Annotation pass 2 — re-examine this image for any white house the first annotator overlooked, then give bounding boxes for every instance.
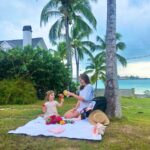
[0,25,47,50]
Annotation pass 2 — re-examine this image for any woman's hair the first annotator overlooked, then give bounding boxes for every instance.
[45,90,54,101]
[79,73,90,90]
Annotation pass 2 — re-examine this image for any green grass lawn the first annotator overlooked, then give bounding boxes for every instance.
[0,97,150,150]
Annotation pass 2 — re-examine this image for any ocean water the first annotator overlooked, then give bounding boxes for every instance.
[97,79,150,94]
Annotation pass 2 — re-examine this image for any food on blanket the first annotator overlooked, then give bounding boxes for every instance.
[46,115,75,125]
[46,115,63,125]
[64,120,75,124]
[49,127,65,134]
[59,120,66,125]
[63,90,68,96]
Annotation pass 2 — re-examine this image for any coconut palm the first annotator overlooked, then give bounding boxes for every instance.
[40,0,97,78]
[50,42,66,60]
[52,26,96,83]
[105,0,121,118]
[70,26,97,82]
[85,52,106,90]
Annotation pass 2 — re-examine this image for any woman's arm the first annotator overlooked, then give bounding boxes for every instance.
[67,91,84,101]
[70,100,80,112]
[74,100,80,109]
[67,85,94,101]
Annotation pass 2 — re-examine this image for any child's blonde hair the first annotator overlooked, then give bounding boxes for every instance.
[45,90,55,101]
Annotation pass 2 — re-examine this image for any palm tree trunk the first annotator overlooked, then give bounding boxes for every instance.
[95,80,98,91]
[74,48,79,83]
[105,0,122,118]
[65,16,72,80]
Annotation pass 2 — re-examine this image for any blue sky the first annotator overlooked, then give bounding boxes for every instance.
[0,0,150,77]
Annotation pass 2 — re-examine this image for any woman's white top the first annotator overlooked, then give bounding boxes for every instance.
[77,84,94,112]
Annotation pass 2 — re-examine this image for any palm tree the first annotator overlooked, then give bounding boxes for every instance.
[40,0,96,78]
[70,27,97,82]
[50,42,66,61]
[96,33,127,67]
[105,0,122,118]
[52,27,96,83]
[85,52,106,90]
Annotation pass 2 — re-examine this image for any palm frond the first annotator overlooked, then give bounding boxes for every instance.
[76,48,84,60]
[86,64,95,70]
[41,11,61,26]
[116,33,122,40]
[49,19,61,44]
[81,41,97,51]
[116,54,127,67]
[40,0,61,26]
[74,15,92,35]
[57,17,65,38]
[91,73,98,84]
[116,42,126,51]
[96,35,104,43]
[84,69,93,74]
[74,3,97,29]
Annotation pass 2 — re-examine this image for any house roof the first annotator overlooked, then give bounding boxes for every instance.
[0,37,44,49]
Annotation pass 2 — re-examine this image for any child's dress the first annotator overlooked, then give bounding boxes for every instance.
[44,101,59,119]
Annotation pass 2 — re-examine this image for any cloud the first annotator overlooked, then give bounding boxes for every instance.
[118,61,150,78]
[91,0,150,58]
[0,0,56,48]
[117,0,150,57]
[0,21,21,40]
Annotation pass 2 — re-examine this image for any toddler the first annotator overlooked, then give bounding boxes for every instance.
[42,90,64,120]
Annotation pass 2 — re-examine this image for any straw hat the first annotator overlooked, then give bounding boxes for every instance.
[88,110,110,126]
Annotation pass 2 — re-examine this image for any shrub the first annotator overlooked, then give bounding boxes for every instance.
[0,79,37,104]
[69,81,79,93]
[0,47,72,99]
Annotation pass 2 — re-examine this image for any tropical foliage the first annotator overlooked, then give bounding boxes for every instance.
[96,33,127,67]
[0,46,74,99]
[40,0,96,43]
[85,52,106,90]
[50,26,96,82]
[40,0,97,77]
[0,78,37,104]
[70,26,96,82]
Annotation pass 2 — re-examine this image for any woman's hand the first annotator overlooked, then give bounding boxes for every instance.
[67,91,74,97]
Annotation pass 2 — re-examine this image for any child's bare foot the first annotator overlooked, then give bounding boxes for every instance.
[39,114,44,117]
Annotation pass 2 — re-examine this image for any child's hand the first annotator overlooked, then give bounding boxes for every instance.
[42,104,46,113]
[58,94,64,101]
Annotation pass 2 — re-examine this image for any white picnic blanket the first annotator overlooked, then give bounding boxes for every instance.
[8,117,102,141]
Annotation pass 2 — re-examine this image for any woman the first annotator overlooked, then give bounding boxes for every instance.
[64,73,94,118]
